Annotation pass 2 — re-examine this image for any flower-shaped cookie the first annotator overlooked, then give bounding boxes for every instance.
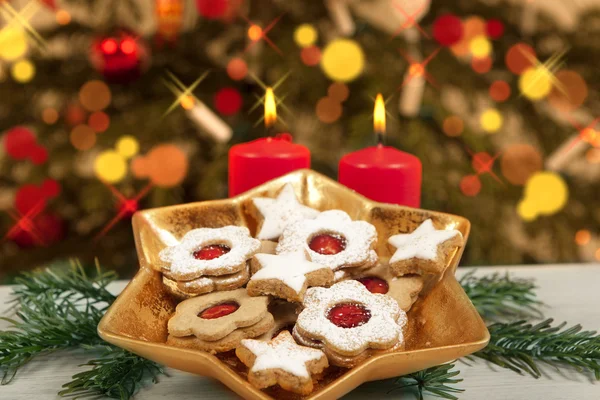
[236,330,328,395]
[250,183,320,240]
[160,226,261,281]
[295,280,406,357]
[162,265,250,298]
[168,288,270,341]
[277,210,378,271]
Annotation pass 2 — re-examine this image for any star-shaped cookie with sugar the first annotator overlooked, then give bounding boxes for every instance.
[235,330,328,395]
[387,219,463,282]
[249,183,319,240]
[247,252,334,302]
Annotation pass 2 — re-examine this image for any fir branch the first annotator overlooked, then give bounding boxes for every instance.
[390,363,464,400]
[59,345,164,400]
[474,319,600,379]
[460,270,543,320]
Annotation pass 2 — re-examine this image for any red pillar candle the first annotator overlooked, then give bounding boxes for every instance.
[338,94,422,207]
[228,88,310,196]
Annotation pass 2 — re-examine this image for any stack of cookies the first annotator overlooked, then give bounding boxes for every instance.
[157,183,464,396]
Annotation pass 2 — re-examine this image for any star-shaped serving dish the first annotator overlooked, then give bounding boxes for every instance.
[98,169,489,400]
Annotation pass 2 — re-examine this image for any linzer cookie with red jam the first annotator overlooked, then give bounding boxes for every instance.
[247,251,334,302]
[236,330,328,395]
[388,219,463,288]
[166,288,273,354]
[159,226,260,297]
[293,280,407,368]
[277,210,378,273]
[248,183,320,241]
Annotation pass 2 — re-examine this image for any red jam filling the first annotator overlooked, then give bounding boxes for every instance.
[356,276,389,294]
[193,244,231,260]
[326,303,371,328]
[199,302,239,319]
[309,233,347,255]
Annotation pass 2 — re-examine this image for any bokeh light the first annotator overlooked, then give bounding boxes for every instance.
[134,144,189,187]
[214,87,242,116]
[547,70,588,113]
[301,46,321,66]
[88,111,110,132]
[443,115,464,137]
[471,57,492,74]
[506,43,536,75]
[226,57,248,81]
[328,82,349,102]
[11,60,35,83]
[79,80,111,111]
[56,10,71,25]
[196,0,227,19]
[116,136,139,159]
[469,35,491,58]
[451,16,486,56]
[500,144,543,185]
[42,108,59,124]
[0,27,27,61]
[460,174,481,197]
[489,80,511,102]
[518,171,568,221]
[316,97,342,123]
[248,25,263,42]
[30,146,48,165]
[519,67,552,100]
[94,150,127,183]
[70,125,96,151]
[486,19,504,39]
[321,39,365,82]
[575,230,591,246]
[294,24,318,48]
[471,152,494,174]
[3,126,37,160]
[180,95,195,110]
[65,103,86,126]
[480,109,503,132]
[432,14,463,47]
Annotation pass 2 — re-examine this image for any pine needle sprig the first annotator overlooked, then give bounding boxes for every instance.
[460,270,543,320]
[390,363,464,400]
[474,319,600,379]
[59,345,164,400]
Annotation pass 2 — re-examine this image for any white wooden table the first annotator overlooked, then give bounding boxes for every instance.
[1,264,599,399]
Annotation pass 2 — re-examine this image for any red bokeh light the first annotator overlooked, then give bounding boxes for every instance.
[214,87,243,116]
[432,14,464,47]
[460,175,482,197]
[196,0,227,19]
[486,19,504,39]
[3,126,37,160]
[29,146,48,165]
[120,39,136,55]
[101,39,118,55]
[301,46,321,66]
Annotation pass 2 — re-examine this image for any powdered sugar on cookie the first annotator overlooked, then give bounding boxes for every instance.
[250,252,330,293]
[277,210,378,271]
[388,219,462,263]
[252,184,319,240]
[296,280,407,354]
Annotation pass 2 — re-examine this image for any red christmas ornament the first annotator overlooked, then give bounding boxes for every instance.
[356,277,389,294]
[90,35,149,84]
[194,244,231,260]
[214,87,243,116]
[432,14,464,47]
[327,303,371,328]
[3,127,37,160]
[486,19,505,39]
[199,302,239,319]
[196,0,227,19]
[309,234,346,255]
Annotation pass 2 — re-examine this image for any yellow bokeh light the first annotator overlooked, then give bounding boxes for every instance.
[469,35,491,58]
[11,59,35,83]
[180,95,195,110]
[94,151,127,183]
[116,136,140,159]
[248,25,262,41]
[294,24,318,48]
[519,67,552,100]
[518,171,569,221]
[0,27,27,61]
[321,39,365,82]
[480,109,503,133]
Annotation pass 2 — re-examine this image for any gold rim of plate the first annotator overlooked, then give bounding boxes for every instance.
[98,169,490,400]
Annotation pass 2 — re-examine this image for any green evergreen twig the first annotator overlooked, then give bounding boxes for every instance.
[460,270,543,320]
[390,363,464,400]
[474,319,600,380]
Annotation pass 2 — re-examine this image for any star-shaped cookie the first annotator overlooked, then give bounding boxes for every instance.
[247,252,334,302]
[388,218,463,280]
[251,183,319,240]
[236,330,328,395]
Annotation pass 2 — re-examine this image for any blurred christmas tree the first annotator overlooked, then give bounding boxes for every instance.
[1,0,599,280]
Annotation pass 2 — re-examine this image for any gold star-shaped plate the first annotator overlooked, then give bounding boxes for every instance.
[98,169,489,400]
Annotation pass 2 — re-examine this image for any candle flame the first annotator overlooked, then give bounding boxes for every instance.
[374,93,386,135]
[265,87,277,128]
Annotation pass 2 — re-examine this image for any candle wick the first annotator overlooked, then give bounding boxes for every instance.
[376,132,386,146]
